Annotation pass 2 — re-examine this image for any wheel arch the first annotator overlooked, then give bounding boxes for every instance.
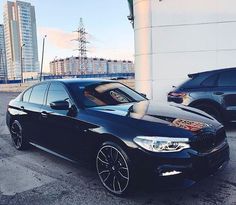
[89,132,131,160]
[189,99,223,111]
[189,99,226,122]
[98,133,129,151]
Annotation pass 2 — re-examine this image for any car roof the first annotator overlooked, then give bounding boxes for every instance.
[38,78,113,85]
[188,67,236,78]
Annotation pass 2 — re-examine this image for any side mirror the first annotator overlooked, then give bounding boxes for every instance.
[50,100,69,110]
[140,93,147,98]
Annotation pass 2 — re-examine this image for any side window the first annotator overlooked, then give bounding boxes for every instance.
[201,74,218,87]
[218,71,236,87]
[29,84,48,105]
[22,88,32,102]
[46,83,71,106]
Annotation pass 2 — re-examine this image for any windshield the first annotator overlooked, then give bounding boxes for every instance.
[79,82,146,108]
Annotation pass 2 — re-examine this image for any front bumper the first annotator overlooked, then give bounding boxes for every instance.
[132,140,230,180]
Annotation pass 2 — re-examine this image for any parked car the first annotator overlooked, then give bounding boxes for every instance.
[111,77,127,80]
[7,79,229,195]
[168,68,236,123]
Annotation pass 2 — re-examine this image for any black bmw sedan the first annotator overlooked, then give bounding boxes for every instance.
[6,79,229,195]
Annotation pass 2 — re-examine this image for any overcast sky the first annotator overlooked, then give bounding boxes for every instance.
[0,0,134,72]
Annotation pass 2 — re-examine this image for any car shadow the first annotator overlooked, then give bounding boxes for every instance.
[225,122,236,131]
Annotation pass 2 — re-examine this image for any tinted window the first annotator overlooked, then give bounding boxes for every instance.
[218,71,236,87]
[201,74,218,87]
[47,83,71,106]
[178,75,206,89]
[81,82,146,108]
[22,88,32,102]
[29,84,48,105]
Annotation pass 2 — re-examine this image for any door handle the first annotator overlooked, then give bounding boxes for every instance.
[41,111,48,118]
[20,106,25,111]
[213,92,224,95]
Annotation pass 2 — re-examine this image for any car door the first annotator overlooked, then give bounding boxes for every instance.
[213,70,236,121]
[23,83,49,144]
[39,82,83,159]
[17,87,33,138]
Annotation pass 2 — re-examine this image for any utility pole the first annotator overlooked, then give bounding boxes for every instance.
[40,35,47,81]
[73,18,89,75]
[0,49,3,82]
[1,49,7,84]
[20,43,25,84]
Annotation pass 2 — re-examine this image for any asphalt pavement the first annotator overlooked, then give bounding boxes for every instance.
[0,92,236,205]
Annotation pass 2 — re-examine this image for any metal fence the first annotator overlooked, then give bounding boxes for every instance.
[0,79,21,84]
[43,73,135,80]
[0,73,135,84]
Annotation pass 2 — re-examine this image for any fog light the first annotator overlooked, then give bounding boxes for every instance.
[161,170,182,176]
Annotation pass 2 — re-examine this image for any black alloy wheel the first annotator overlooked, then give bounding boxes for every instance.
[96,143,131,195]
[10,120,29,150]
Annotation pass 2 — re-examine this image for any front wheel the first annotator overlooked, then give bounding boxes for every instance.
[10,120,29,150]
[96,142,133,196]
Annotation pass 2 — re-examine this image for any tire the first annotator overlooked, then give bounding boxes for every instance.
[10,120,29,150]
[192,103,223,123]
[96,142,134,196]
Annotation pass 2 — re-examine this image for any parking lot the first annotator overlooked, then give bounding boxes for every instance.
[0,92,236,205]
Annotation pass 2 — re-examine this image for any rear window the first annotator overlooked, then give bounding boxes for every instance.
[201,74,218,87]
[218,71,236,87]
[22,88,32,102]
[29,83,48,105]
[178,72,219,89]
[178,75,205,89]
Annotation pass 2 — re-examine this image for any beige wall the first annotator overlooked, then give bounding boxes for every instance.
[134,0,236,102]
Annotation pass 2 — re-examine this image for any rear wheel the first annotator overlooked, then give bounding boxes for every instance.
[96,142,133,196]
[10,120,29,150]
[192,103,223,123]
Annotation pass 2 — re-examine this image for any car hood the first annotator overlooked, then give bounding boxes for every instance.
[88,100,222,133]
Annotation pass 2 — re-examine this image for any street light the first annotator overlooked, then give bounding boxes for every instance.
[20,43,25,84]
[40,35,47,82]
[0,49,6,83]
[53,56,57,75]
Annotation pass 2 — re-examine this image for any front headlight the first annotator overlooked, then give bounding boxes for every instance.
[133,136,190,153]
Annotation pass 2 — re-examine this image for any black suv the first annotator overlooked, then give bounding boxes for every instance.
[168,68,236,123]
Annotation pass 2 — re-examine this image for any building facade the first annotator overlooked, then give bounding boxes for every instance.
[3,0,39,80]
[0,24,7,81]
[131,0,236,102]
[50,56,134,75]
